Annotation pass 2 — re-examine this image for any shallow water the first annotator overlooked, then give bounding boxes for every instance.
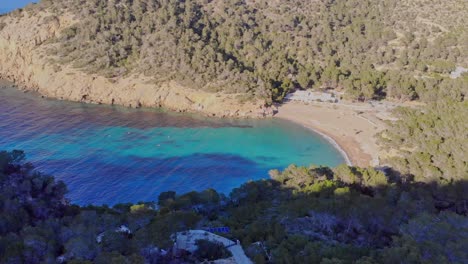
[0,83,345,205]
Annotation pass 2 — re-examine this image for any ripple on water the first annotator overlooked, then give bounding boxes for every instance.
[0,84,345,205]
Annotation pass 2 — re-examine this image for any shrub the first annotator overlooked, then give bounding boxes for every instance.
[194,239,232,261]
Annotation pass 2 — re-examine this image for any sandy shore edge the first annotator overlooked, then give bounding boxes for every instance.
[278,117,353,166]
[274,101,391,167]
[275,115,356,166]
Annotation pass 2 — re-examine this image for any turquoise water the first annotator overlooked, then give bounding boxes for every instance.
[0,84,345,205]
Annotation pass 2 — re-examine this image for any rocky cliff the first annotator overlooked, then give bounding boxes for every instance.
[0,11,274,118]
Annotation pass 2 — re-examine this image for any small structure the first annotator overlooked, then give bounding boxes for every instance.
[116,225,131,234]
[96,225,131,243]
[284,90,338,103]
[205,226,231,233]
[450,66,468,79]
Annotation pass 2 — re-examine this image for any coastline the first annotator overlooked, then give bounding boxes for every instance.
[276,114,357,167]
[0,11,274,119]
[295,123,353,166]
[2,72,385,167]
[0,10,389,167]
[274,101,391,167]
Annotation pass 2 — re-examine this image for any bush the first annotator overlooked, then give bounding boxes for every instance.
[29,0,466,102]
[194,239,232,261]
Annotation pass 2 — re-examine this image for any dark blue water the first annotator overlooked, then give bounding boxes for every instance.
[0,82,345,205]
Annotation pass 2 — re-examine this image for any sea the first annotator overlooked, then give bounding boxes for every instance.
[0,82,345,205]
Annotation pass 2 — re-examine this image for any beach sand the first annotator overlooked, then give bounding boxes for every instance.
[275,101,393,167]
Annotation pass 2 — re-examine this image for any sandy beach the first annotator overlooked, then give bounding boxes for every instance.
[275,101,397,167]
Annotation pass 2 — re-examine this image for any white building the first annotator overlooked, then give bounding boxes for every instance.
[284,90,338,103]
[450,66,468,79]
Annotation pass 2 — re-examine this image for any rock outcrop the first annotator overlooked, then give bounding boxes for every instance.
[0,11,275,118]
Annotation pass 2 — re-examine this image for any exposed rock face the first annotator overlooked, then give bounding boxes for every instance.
[0,11,275,118]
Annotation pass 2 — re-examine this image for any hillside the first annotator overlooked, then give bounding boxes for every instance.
[0,0,466,115]
[0,150,466,263]
[0,1,467,263]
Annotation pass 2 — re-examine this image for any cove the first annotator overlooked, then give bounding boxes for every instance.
[0,82,345,205]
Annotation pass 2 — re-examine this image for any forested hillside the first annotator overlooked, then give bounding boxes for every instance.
[1,0,467,263]
[4,0,467,102]
[0,151,466,263]
[380,99,467,183]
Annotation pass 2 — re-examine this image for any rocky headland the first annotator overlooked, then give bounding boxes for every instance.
[0,11,274,118]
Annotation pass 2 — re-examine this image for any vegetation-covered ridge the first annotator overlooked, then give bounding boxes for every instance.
[1,150,467,263]
[2,0,467,103]
[0,0,467,263]
[380,99,467,183]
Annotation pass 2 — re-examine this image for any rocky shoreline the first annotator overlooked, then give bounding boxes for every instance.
[0,10,375,168]
[0,11,274,118]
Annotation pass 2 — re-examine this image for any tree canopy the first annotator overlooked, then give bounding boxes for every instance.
[0,151,466,263]
[4,0,466,102]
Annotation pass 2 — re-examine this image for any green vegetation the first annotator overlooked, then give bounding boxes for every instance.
[194,239,232,261]
[5,0,466,102]
[1,150,466,263]
[380,99,467,183]
[1,0,467,263]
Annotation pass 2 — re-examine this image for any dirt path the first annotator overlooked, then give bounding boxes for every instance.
[175,230,252,264]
